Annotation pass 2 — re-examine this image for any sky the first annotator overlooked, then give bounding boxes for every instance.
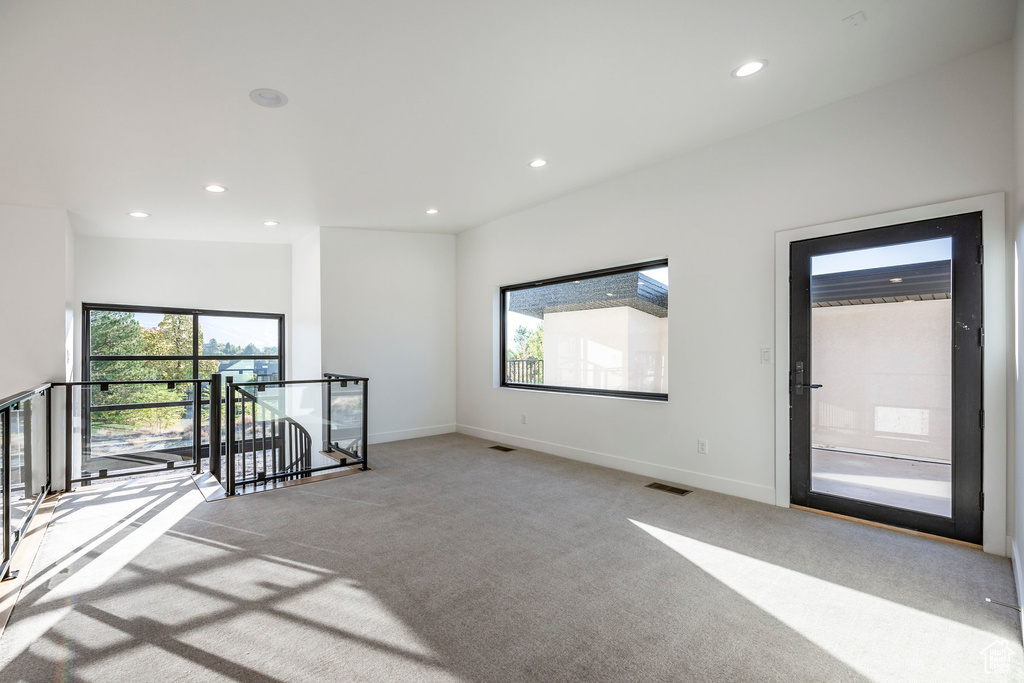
[130,312,279,349]
[811,237,951,276]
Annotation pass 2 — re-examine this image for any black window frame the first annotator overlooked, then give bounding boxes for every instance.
[500,259,669,401]
[83,302,286,389]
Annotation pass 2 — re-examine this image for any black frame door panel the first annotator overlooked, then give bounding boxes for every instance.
[789,212,983,544]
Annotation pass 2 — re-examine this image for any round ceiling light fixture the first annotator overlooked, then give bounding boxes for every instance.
[731,59,768,78]
[529,158,547,168]
[425,208,439,215]
[204,184,227,193]
[128,211,150,218]
[249,88,289,108]
[263,221,279,227]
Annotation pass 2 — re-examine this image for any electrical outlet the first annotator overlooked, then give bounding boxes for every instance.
[521,413,528,425]
[697,439,708,455]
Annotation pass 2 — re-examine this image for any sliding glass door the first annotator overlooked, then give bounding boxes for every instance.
[82,304,284,478]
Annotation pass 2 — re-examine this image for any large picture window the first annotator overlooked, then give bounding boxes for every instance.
[500,260,668,400]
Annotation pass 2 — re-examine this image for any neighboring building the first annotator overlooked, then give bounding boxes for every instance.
[508,272,668,393]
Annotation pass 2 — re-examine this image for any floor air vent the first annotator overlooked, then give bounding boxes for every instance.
[646,482,692,497]
[489,445,516,452]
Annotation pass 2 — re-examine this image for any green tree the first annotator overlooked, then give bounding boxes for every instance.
[202,337,223,355]
[509,324,543,360]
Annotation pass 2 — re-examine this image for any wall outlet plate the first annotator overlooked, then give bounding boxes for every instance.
[697,438,708,454]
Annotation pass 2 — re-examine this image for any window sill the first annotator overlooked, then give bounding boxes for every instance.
[500,383,668,403]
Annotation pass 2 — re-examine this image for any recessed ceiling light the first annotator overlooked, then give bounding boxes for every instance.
[263,221,279,227]
[205,184,227,193]
[530,159,547,168]
[128,211,150,218]
[731,59,768,78]
[426,208,439,215]
[890,277,903,283]
[249,88,289,108]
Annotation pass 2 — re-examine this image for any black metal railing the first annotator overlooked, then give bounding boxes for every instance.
[218,374,369,496]
[506,359,544,384]
[62,379,207,488]
[223,384,312,492]
[0,370,370,525]
[0,383,52,582]
[323,373,369,462]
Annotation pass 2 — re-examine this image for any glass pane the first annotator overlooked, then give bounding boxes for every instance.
[225,383,352,490]
[810,238,952,517]
[9,394,48,538]
[9,402,26,538]
[85,403,194,477]
[90,310,193,356]
[0,411,5,550]
[328,381,364,454]
[91,359,195,382]
[89,380,194,410]
[199,358,279,383]
[504,265,668,394]
[198,316,279,356]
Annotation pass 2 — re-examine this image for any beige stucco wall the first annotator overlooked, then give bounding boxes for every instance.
[544,308,668,392]
[811,299,951,461]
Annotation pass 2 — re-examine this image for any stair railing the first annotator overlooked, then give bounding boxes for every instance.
[222,375,368,496]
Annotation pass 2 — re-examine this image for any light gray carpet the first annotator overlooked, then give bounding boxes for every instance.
[0,433,1020,682]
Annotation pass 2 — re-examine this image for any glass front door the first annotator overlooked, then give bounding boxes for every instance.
[789,213,983,543]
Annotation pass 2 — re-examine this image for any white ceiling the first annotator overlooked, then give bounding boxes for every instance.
[0,0,1015,243]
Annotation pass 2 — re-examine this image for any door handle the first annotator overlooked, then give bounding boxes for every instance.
[793,362,823,396]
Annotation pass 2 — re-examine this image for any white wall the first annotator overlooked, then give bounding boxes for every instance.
[457,42,1014,506]
[319,227,456,443]
[0,204,70,398]
[73,235,292,379]
[64,223,75,382]
[291,229,323,380]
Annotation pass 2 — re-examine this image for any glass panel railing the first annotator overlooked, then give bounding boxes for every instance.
[70,380,203,485]
[0,408,6,558]
[9,393,48,538]
[0,384,52,581]
[327,378,366,458]
[221,375,368,495]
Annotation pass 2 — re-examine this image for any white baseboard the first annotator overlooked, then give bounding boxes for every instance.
[369,424,456,445]
[456,423,776,505]
[1013,539,1024,639]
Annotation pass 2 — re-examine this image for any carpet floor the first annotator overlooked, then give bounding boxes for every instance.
[0,433,1020,682]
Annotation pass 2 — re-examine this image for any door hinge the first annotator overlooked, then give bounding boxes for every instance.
[978,245,984,265]
[979,326,985,347]
[980,491,985,511]
[980,409,985,429]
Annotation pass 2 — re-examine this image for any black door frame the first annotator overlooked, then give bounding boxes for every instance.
[789,212,983,544]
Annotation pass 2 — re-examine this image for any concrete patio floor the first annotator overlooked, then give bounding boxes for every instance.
[811,449,952,517]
